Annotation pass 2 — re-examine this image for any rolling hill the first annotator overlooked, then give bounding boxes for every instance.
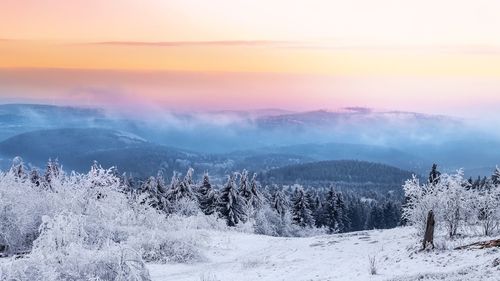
[260,160,414,192]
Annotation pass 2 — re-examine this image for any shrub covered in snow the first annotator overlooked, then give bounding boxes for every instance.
[0,160,227,280]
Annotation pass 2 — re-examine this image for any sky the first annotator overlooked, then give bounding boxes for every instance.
[1,0,500,116]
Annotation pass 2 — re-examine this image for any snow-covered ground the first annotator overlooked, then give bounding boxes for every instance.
[148,227,500,281]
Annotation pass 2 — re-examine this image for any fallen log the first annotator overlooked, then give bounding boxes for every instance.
[455,239,500,250]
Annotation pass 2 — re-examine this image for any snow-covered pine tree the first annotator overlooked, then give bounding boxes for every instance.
[198,172,218,215]
[239,170,252,204]
[313,194,326,228]
[120,172,134,194]
[382,201,399,229]
[306,190,318,214]
[428,164,441,185]
[492,166,500,186]
[322,188,340,233]
[140,176,163,210]
[347,198,365,231]
[334,192,350,233]
[166,169,197,202]
[29,168,41,187]
[9,156,27,181]
[249,173,263,208]
[43,158,61,190]
[291,187,315,228]
[217,174,246,226]
[156,169,167,194]
[366,204,385,229]
[474,181,500,236]
[272,189,289,217]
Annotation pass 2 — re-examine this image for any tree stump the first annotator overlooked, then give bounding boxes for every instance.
[422,210,435,250]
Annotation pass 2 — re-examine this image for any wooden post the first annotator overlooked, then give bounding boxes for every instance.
[423,210,435,250]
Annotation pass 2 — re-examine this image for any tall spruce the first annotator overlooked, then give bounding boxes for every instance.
[492,166,500,185]
[217,174,247,226]
[334,192,350,233]
[249,173,263,208]
[167,169,197,202]
[428,164,441,185]
[323,188,340,233]
[239,170,252,204]
[291,188,315,227]
[198,172,218,215]
[272,189,289,217]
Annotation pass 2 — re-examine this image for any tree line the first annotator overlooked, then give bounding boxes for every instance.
[9,157,402,236]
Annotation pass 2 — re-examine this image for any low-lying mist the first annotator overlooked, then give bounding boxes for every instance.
[0,103,499,176]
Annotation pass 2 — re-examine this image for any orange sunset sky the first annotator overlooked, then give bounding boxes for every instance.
[1,0,500,115]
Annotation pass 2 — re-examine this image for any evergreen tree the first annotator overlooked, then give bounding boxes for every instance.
[239,170,252,204]
[493,166,500,185]
[217,175,246,226]
[347,199,365,231]
[291,188,315,227]
[198,172,218,215]
[140,176,163,209]
[306,190,318,214]
[166,169,197,202]
[44,158,60,190]
[120,172,136,196]
[382,202,399,228]
[313,194,325,228]
[334,192,350,233]
[366,204,385,229]
[249,173,263,208]
[29,168,41,187]
[272,189,289,217]
[428,164,441,185]
[322,188,340,233]
[9,156,27,180]
[156,170,167,194]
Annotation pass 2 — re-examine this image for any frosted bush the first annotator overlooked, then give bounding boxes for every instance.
[138,236,204,263]
[0,163,215,280]
[1,243,150,281]
[170,197,202,217]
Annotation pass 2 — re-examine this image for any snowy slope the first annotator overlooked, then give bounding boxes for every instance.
[148,227,500,281]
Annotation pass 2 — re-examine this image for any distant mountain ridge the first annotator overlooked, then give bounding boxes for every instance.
[0,103,498,176]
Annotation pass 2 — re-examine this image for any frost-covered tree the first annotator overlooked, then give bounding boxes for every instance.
[492,166,500,186]
[198,172,218,215]
[249,173,263,208]
[44,158,61,190]
[439,172,469,237]
[334,192,350,233]
[156,169,167,194]
[322,188,340,233]
[9,156,27,181]
[272,189,289,217]
[165,169,199,215]
[402,175,440,235]
[291,187,315,228]
[29,168,42,187]
[383,201,400,229]
[428,164,441,185]
[217,175,246,226]
[474,183,500,236]
[239,170,252,204]
[166,169,197,202]
[366,204,385,230]
[140,176,164,210]
[120,172,134,194]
